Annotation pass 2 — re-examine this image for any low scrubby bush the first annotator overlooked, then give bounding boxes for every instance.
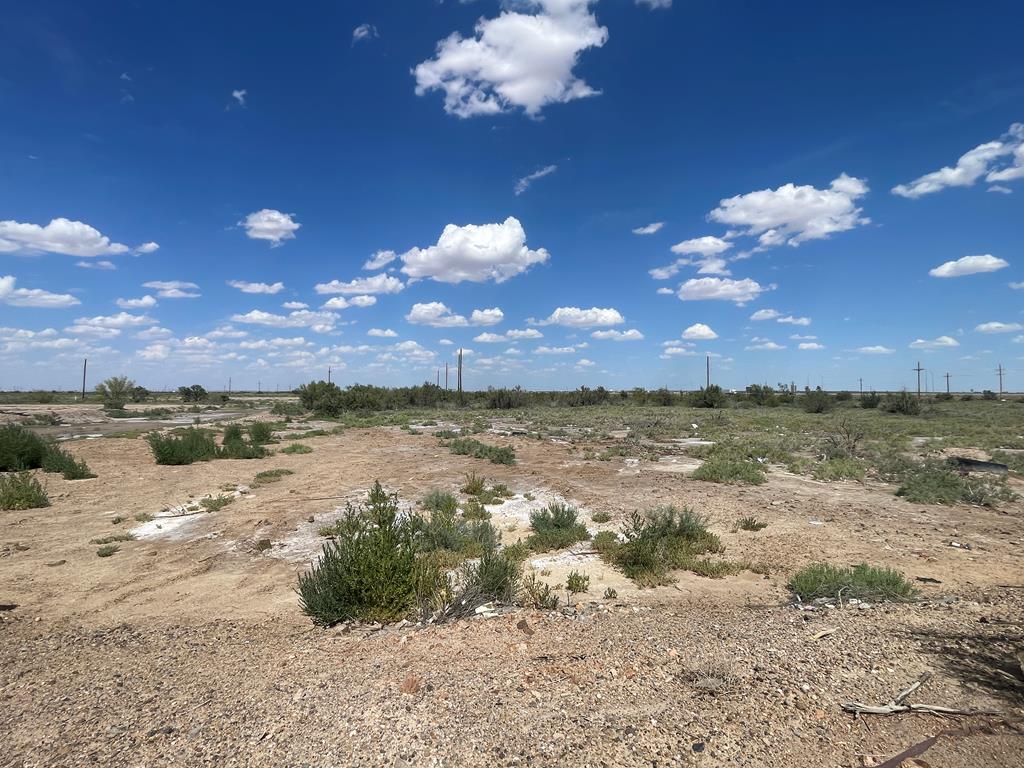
[281,443,313,455]
[521,572,559,609]
[895,462,1013,507]
[247,422,276,445]
[693,457,766,485]
[41,445,96,479]
[147,428,219,465]
[860,391,882,409]
[527,503,589,552]
[788,563,916,602]
[421,489,459,515]
[461,547,521,603]
[812,458,866,482]
[298,482,447,626]
[801,388,833,414]
[271,401,306,416]
[881,390,921,416]
[0,471,50,510]
[736,517,767,531]
[687,385,727,409]
[566,570,590,593]
[449,437,516,465]
[0,426,96,479]
[599,507,724,587]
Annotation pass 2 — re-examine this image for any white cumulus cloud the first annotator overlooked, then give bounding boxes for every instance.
[116,295,157,309]
[928,254,1009,278]
[591,329,644,341]
[677,277,769,304]
[709,173,869,248]
[315,273,404,295]
[397,217,548,284]
[142,280,200,299]
[0,218,137,257]
[228,280,285,294]
[892,123,1024,198]
[857,345,894,355]
[368,328,397,338]
[413,0,609,118]
[533,306,624,327]
[909,335,959,349]
[681,323,717,340]
[230,309,339,333]
[239,209,300,246]
[975,321,1022,334]
[0,275,81,308]
[405,302,503,328]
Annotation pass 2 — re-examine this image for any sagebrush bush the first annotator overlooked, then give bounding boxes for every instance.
[298,482,446,626]
[247,422,276,445]
[788,562,916,602]
[687,385,727,409]
[41,445,96,479]
[147,428,219,465]
[895,462,1013,507]
[527,503,589,551]
[737,517,768,531]
[0,471,50,510]
[692,457,766,485]
[521,572,559,609]
[253,468,293,485]
[812,458,865,482]
[801,388,833,414]
[460,472,486,496]
[881,390,921,416]
[449,437,516,465]
[591,510,612,523]
[220,424,268,459]
[421,489,459,515]
[601,507,724,587]
[566,570,590,593]
[281,443,313,454]
[0,425,48,471]
[860,391,882,409]
[270,401,306,416]
[461,548,521,604]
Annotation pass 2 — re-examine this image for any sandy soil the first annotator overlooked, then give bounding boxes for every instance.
[2,421,1022,766]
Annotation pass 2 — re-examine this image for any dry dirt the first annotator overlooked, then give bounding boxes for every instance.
[2,419,1023,767]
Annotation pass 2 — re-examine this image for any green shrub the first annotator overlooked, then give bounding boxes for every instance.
[271,401,306,416]
[96,544,120,557]
[693,457,766,485]
[449,437,516,465]
[421,490,459,515]
[147,428,219,465]
[801,388,833,414]
[787,563,916,602]
[40,445,96,479]
[860,391,882,409]
[737,517,767,531]
[0,471,50,510]
[281,443,313,454]
[895,463,1013,507]
[247,422,276,445]
[591,510,612,524]
[566,570,590,594]
[688,385,727,409]
[461,548,521,603]
[90,533,135,544]
[603,587,617,599]
[178,384,208,403]
[592,530,620,556]
[602,507,723,587]
[460,499,491,520]
[0,425,49,471]
[200,495,234,512]
[297,380,344,417]
[219,425,268,459]
[298,482,446,626]
[526,503,589,552]
[521,572,559,609]
[95,375,135,409]
[253,468,293,485]
[881,390,921,416]
[812,458,866,482]
[460,472,486,496]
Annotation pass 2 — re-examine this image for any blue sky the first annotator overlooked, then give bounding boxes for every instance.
[1,0,1022,392]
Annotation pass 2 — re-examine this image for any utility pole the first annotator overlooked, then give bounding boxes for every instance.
[327,365,332,384]
[445,363,449,391]
[228,376,232,394]
[457,348,463,403]
[944,372,951,394]
[858,377,863,394]
[997,363,1005,396]
[436,369,440,387]
[913,361,924,399]
[705,354,711,389]
[257,380,261,394]
[81,358,88,401]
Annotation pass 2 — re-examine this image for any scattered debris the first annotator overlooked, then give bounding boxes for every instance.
[841,673,1002,717]
[948,457,1008,475]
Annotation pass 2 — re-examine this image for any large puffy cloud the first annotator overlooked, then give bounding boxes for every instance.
[315,274,404,295]
[413,0,608,118]
[709,174,869,247]
[506,328,543,339]
[909,335,959,349]
[239,209,300,246]
[231,309,339,333]
[928,254,1009,278]
[681,323,717,340]
[397,217,548,284]
[0,275,80,308]
[533,306,624,327]
[676,277,769,304]
[227,280,285,294]
[405,302,504,328]
[0,218,140,257]
[893,124,1024,198]
[322,295,378,310]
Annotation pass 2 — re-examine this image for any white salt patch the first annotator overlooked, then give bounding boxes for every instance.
[530,551,598,569]
[130,513,204,540]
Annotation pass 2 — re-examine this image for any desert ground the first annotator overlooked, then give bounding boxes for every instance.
[2,400,1022,767]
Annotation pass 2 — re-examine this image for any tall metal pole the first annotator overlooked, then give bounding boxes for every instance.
[705,355,710,389]
[997,363,1005,396]
[913,361,924,399]
[81,358,88,401]
[457,349,463,402]
[944,372,951,394]
[327,365,332,384]
[858,377,863,394]
[445,363,449,391]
